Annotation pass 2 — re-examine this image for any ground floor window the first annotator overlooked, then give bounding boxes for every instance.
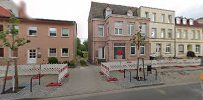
[0,48,4,57]
[166,44,171,53]
[195,45,200,53]
[49,48,57,57]
[140,45,145,55]
[178,44,184,53]
[98,47,105,59]
[61,48,69,57]
[114,43,125,59]
[130,43,136,55]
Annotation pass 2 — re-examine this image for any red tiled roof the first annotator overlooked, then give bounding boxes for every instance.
[175,17,203,28]
[0,6,11,17]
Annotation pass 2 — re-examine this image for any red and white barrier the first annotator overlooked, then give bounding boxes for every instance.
[58,66,69,83]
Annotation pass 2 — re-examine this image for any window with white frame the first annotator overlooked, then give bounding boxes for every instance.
[177,29,181,38]
[49,48,57,57]
[145,12,149,18]
[62,28,69,37]
[161,14,165,23]
[168,29,172,39]
[128,23,134,35]
[151,28,157,38]
[166,44,171,53]
[140,45,145,55]
[115,22,123,35]
[105,7,112,17]
[182,30,187,39]
[189,19,194,25]
[140,23,147,36]
[98,25,104,37]
[195,45,200,53]
[61,48,69,57]
[130,43,136,55]
[192,30,196,39]
[28,27,37,36]
[151,13,156,22]
[183,18,187,25]
[178,44,184,53]
[49,28,57,37]
[168,15,172,23]
[161,29,165,38]
[176,17,181,24]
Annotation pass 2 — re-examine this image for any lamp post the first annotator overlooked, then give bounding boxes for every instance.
[130,26,146,81]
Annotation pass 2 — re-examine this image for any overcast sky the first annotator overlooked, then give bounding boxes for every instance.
[13,0,203,42]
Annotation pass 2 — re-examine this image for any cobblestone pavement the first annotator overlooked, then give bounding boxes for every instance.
[0,65,203,99]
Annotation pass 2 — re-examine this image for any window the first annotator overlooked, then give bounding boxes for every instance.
[49,48,57,57]
[176,17,181,24]
[160,29,165,38]
[28,27,37,36]
[178,45,184,53]
[183,18,187,25]
[192,30,196,39]
[182,30,187,39]
[62,28,69,37]
[195,45,200,53]
[49,28,57,37]
[98,25,104,37]
[177,29,181,38]
[130,43,136,55]
[0,48,4,57]
[105,7,112,17]
[114,43,125,59]
[98,47,105,59]
[145,12,149,18]
[168,15,172,23]
[127,10,133,16]
[128,23,134,35]
[151,28,157,38]
[140,23,147,36]
[189,19,194,25]
[166,44,171,53]
[115,22,123,35]
[61,48,69,57]
[140,45,145,55]
[197,30,200,40]
[168,29,172,39]
[151,13,156,22]
[161,14,165,23]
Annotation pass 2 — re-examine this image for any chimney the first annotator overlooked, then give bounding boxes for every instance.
[18,1,28,18]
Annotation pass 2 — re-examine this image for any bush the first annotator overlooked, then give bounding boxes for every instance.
[187,51,196,57]
[48,57,58,64]
[80,60,87,66]
[68,60,76,68]
[77,50,83,57]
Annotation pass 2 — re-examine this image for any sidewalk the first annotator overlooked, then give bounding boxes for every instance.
[49,65,122,97]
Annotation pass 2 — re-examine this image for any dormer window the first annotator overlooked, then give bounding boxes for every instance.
[182,18,187,25]
[105,7,112,18]
[189,19,194,25]
[176,17,181,24]
[127,10,133,16]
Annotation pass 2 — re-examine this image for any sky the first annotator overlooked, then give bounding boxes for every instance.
[13,0,203,42]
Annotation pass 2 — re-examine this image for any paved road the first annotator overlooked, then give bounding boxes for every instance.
[42,83,202,100]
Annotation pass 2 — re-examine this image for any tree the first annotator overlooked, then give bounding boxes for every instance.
[83,40,88,51]
[0,14,30,93]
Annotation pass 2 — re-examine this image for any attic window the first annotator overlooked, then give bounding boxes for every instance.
[105,7,112,18]
[176,17,181,24]
[127,10,133,16]
[189,19,194,25]
[182,18,187,25]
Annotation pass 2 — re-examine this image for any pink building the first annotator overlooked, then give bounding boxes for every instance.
[88,2,150,64]
[0,2,77,65]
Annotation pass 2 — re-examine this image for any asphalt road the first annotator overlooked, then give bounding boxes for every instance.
[42,83,203,100]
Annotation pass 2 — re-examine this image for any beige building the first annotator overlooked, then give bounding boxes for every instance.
[138,6,175,58]
[175,17,203,57]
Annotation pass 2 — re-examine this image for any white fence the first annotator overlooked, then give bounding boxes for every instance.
[0,64,69,83]
[101,58,202,77]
